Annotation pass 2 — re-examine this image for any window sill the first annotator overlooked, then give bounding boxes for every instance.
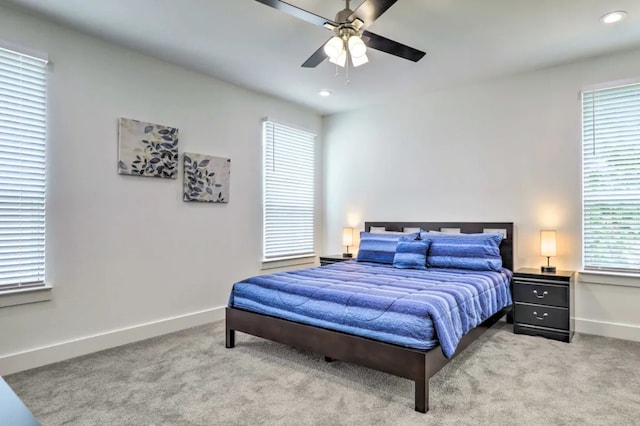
[578,271,640,288]
[261,255,316,271]
[0,285,53,308]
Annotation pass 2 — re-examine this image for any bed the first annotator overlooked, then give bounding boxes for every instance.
[226,221,514,412]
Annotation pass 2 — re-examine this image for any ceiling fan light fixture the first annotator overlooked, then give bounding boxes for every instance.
[256,0,426,70]
[351,52,369,67]
[347,35,367,58]
[324,36,344,59]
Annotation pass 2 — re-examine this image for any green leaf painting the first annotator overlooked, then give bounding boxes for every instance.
[118,118,179,178]
[183,153,230,203]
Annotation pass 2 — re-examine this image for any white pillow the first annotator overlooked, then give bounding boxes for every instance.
[372,226,422,234]
[483,228,507,239]
[403,227,422,233]
[370,227,408,235]
[370,226,387,233]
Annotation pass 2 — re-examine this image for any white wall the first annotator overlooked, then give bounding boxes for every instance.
[0,5,322,374]
[323,47,640,341]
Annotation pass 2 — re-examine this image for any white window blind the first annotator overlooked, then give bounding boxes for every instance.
[582,81,640,273]
[262,120,315,261]
[0,46,47,289]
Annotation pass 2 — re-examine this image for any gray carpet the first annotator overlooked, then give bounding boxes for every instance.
[6,319,640,425]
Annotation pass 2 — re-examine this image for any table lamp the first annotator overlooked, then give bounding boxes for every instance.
[343,227,354,258]
[540,230,557,273]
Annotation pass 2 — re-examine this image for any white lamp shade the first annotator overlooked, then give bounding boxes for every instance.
[324,36,344,59]
[351,53,369,67]
[540,230,557,257]
[348,35,367,58]
[329,48,347,67]
[342,227,354,246]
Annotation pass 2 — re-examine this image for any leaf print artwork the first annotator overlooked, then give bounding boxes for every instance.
[118,118,179,178]
[183,153,230,203]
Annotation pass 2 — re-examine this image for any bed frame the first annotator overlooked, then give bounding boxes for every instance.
[226,221,514,412]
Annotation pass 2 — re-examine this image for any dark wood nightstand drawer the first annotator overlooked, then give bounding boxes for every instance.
[514,303,569,330]
[513,323,571,342]
[513,281,568,307]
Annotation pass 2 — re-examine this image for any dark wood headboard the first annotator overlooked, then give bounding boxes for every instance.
[364,221,514,271]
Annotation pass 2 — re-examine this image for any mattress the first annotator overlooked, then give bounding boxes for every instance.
[228,261,512,358]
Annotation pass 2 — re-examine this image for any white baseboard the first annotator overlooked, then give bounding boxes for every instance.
[1,306,226,376]
[4,310,636,376]
[575,318,640,342]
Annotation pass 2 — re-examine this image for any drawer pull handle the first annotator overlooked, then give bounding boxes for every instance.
[532,311,548,320]
[533,290,549,299]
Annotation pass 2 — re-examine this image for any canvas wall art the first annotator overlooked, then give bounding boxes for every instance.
[183,153,230,203]
[118,118,179,178]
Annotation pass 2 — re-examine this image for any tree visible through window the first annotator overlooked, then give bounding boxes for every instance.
[582,81,640,273]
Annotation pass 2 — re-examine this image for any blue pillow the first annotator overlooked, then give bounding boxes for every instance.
[357,232,419,264]
[419,232,504,271]
[393,238,430,270]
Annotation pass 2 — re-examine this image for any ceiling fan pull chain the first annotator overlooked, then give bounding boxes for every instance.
[345,56,350,85]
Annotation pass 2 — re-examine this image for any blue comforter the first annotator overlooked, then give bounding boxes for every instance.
[228,261,512,358]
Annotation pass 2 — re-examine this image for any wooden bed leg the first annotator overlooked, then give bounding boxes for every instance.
[226,328,235,349]
[415,378,429,413]
[324,356,334,363]
[506,307,514,324]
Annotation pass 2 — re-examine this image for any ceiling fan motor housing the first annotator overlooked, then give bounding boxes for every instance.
[333,8,363,41]
[335,7,354,25]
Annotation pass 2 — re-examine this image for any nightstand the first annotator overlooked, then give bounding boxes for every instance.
[513,268,575,342]
[319,254,352,266]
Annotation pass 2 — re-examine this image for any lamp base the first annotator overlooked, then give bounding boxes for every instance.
[541,265,556,273]
[342,253,353,258]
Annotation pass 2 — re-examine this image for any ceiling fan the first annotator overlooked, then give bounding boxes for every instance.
[254,0,426,68]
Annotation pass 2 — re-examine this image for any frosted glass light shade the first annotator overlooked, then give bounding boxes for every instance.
[540,230,557,257]
[351,53,369,67]
[329,48,347,67]
[348,35,367,57]
[324,36,344,59]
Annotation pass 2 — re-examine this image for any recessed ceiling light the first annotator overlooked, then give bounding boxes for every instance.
[600,11,627,24]
[318,90,331,97]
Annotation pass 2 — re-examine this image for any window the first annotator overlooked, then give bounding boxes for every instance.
[262,120,315,261]
[582,80,640,273]
[0,45,48,291]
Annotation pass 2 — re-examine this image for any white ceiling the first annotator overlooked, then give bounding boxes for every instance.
[4,0,640,115]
